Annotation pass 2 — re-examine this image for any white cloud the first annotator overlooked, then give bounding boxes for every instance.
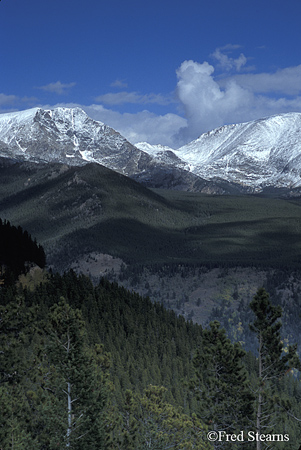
[223,65,301,96]
[38,81,76,95]
[7,48,301,148]
[83,104,187,147]
[212,46,248,71]
[175,59,254,142]
[95,91,172,106]
[110,79,128,88]
[0,93,18,106]
[174,58,301,143]
[45,53,301,148]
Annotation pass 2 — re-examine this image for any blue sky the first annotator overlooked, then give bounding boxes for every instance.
[1,0,301,147]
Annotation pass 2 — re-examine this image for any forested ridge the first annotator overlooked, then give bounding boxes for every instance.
[0,221,301,449]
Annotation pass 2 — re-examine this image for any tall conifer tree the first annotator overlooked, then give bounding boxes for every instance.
[191,321,254,448]
[0,297,38,448]
[249,287,300,450]
[42,299,108,449]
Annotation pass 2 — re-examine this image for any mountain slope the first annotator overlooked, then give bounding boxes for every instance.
[0,158,208,270]
[2,159,301,272]
[138,113,301,193]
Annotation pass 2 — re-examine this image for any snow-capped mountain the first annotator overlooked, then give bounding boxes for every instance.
[0,107,155,176]
[2,107,301,195]
[0,107,210,191]
[138,113,301,192]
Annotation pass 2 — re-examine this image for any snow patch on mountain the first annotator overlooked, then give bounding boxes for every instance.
[135,142,175,156]
[135,142,185,167]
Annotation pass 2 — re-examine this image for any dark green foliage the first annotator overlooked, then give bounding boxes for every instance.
[1,228,301,448]
[0,298,40,449]
[0,296,36,385]
[0,269,208,447]
[117,385,210,450]
[39,300,108,449]
[0,294,111,449]
[23,271,203,409]
[205,266,301,356]
[191,321,254,448]
[250,287,300,381]
[249,288,301,449]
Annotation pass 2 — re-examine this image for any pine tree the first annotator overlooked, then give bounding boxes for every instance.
[191,321,254,449]
[0,297,38,448]
[119,385,210,450]
[249,287,300,450]
[0,383,39,450]
[40,299,109,449]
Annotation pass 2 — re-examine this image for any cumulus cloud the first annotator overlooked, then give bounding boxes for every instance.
[14,47,301,148]
[95,91,172,106]
[52,52,301,147]
[38,81,76,95]
[174,57,301,144]
[175,59,255,142]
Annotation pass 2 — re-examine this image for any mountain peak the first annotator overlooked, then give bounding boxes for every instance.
[175,112,301,189]
[32,106,104,126]
[0,106,139,169]
[137,112,301,192]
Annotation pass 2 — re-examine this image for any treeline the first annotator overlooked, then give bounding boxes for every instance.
[1,270,301,449]
[0,218,46,278]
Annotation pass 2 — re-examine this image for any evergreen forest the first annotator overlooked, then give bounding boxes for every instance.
[0,221,301,449]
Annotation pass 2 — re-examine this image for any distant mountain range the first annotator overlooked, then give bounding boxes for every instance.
[1,107,301,195]
[137,112,301,195]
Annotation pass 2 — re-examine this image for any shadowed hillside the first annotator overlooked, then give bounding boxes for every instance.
[1,158,301,271]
